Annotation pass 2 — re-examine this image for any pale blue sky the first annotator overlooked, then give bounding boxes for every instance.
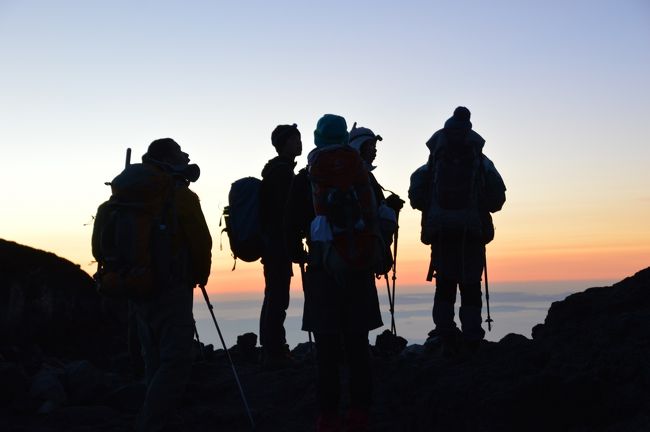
[1,0,649,283]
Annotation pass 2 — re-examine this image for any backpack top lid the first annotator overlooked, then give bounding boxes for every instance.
[110,163,171,204]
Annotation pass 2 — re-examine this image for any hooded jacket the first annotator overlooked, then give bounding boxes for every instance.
[260,156,296,249]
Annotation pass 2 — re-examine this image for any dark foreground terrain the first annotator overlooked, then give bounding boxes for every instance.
[1,238,649,431]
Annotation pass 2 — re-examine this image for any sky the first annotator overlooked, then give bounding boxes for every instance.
[1,0,649,299]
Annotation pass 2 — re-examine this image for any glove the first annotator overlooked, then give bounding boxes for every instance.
[385,193,405,213]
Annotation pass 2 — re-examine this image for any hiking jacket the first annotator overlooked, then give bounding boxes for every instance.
[368,171,386,205]
[260,156,296,253]
[285,167,383,333]
[174,185,212,286]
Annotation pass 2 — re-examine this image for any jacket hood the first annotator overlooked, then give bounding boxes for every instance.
[425,129,486,156]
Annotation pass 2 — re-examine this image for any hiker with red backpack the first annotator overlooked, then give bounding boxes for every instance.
[409,107,506,357]
[258,123,303,369]
[286,114,388,431]
[93,138,212,432]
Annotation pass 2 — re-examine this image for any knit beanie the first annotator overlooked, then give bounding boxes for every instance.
[443,106,472,130]
[349,122,382,152]
[271,123,300,148]
[314,114,349,147]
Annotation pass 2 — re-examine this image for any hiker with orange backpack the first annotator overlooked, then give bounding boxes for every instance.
[409,107,506,356]
[286,114,388,431]
[93,138,212,432]
[258,123,303,370]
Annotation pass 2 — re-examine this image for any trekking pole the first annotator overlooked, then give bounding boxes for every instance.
[390,211,400,335]
[383,274,396,335]
[484,256,493,332]
[298,261,315,359]
[125,148,131,168]
[199,284,255,430]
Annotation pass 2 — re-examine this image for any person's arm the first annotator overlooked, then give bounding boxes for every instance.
[176,187,212,285]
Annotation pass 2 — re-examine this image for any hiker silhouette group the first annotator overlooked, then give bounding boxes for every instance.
[91,106,506,432]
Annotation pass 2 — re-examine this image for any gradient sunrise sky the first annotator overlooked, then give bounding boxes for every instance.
[1,1,648,297]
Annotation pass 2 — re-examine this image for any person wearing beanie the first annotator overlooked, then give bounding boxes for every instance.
[313,113,349,148]
[259,123,302,370]
[286,114,384,432]
[134,138,212,432]
[409,106,506,358]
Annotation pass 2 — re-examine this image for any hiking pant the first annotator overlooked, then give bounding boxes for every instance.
[314,332,372,413]
[133,284,194,432]
[433,276,485,341]
[260,257,292,353]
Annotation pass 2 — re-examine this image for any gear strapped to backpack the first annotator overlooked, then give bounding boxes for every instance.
[91,163,175,300]
[221,177,264,264]
[308,145,392,275]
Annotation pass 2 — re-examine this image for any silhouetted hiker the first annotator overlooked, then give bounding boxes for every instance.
[93,138,212,432]
[349,123,404,223]
[135,139,211,431]
[409,107,506,357]
[349,123,405,334]
[286,114,388,432]
[259,123,302,370]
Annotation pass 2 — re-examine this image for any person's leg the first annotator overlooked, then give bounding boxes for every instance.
[459,281,485,343]
[433,276,460,356]
[342,332,371,409]
[260,259,292,356]
[342,332,372,431]
[433,276,458,336]
[136,314,159,386]
[136,289,194,432]
[128,301,145,380]
[314,333,342,429]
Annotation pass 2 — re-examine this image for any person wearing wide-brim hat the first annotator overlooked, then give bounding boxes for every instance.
[133,138,212,432]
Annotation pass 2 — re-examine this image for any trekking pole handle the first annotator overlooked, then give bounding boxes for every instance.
[125,148,132,168]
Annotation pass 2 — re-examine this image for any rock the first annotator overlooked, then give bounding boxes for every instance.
[373,329,408,357]
[0,239,127,360]
[230,332,259,363]
[2,241,649,431]
[291,341,316,363]
[64,360,112,405]
[0,362,29,406]
[30,368,67,413]
[104,382,146,413]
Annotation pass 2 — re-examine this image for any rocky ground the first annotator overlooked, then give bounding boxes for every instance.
[1,238,649,431]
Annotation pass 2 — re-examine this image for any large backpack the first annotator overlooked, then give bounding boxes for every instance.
[222,177,264,263]
[421,130,488,245]
[308,145,391,274]
[412,129,506,246]
[91,163,174,300]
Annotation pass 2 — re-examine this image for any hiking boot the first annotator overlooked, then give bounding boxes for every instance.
[316,411,342,432]
[344,407,369,432]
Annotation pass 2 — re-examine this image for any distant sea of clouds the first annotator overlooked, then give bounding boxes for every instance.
[193,279,614,349]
